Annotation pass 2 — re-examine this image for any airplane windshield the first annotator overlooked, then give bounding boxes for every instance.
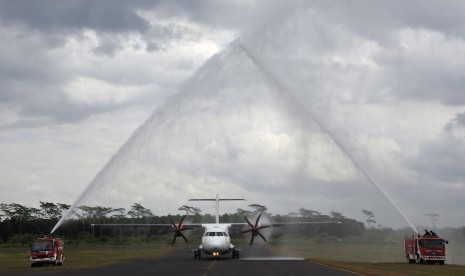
[205,232,228,237]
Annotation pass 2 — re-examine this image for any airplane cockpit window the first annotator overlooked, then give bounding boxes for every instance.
[205,232,228,237]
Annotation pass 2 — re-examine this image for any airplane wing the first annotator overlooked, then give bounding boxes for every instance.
[229,214,342,245]
[90,223,203,227]
[229,221,341,228]
[90,215,203,245]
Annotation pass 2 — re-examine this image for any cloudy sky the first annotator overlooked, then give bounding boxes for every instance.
[1,0,465,229]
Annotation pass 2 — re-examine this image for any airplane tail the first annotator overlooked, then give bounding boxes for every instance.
[189,194,244,224]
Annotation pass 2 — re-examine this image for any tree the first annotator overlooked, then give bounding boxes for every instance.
[361,209,376,228]
[78,206,117,219]
[236,208,252,217]
[127,203,153,218]
[298,208,321,219]
[248,204,267,214]
[40,202,61,220]
[111,208,127,219]
[0,203,39,234]
[57,203,70,213]
[330,211,345,220]
[288,212,299,217]
[178,205,201,216]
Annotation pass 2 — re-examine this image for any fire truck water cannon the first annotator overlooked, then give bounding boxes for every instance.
[405,230,448,265]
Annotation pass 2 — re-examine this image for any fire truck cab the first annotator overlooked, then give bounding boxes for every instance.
[29,235,65,267]
[405,233,448,265]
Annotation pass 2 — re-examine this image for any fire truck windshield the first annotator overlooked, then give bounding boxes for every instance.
[31,241,53,251]
[419,239,445,249]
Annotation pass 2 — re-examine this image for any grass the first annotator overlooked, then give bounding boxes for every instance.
[0,245,174,272]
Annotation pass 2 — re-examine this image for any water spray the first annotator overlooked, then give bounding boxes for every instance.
[238,43,419,235]
[51,109,160,234]
[52,39,419,236]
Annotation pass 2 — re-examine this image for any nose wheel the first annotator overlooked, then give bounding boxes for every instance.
[232,249,240,259]
[194,250,201,259]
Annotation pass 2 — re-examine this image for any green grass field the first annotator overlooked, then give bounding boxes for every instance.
[0,245,174,272]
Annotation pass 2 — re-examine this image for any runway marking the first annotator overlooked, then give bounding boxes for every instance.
[203,259,217,276]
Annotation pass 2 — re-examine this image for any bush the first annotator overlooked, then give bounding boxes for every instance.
[8,234,35,245]
[99,235,110,243]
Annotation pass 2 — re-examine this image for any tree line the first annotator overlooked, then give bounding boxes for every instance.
[0,201,370,244]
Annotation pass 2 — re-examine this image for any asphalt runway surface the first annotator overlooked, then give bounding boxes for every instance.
[15,246,357,276]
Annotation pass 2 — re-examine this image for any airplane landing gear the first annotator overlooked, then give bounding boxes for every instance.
[232,249,240,259]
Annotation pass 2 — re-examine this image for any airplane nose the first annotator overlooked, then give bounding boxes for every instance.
[205,238,228,251]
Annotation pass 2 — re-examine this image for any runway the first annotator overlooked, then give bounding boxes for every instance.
[16,246,357,276]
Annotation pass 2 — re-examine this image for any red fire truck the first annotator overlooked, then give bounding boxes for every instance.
[29,235,65,267]
[405,232,448,265]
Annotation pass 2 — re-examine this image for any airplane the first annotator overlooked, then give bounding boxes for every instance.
[91,194,341,259]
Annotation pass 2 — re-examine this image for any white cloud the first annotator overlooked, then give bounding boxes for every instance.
[65,77,144,105]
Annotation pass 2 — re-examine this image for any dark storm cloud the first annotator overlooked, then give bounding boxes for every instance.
[151,0,266,29]
[406,135,465,183]
[0,0,153,34]
[406,113,465,183]
[381,52,465,106]
[454,112,465,126]
[0,0,267,35]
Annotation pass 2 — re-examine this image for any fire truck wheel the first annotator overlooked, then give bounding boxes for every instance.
[439,261,445,265]
[57,255,63,266]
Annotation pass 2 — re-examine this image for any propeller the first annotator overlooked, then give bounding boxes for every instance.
[169,215,193,245]
[241,213,271,245]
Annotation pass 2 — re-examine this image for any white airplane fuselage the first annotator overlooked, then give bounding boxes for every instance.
[199,224,234,256]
